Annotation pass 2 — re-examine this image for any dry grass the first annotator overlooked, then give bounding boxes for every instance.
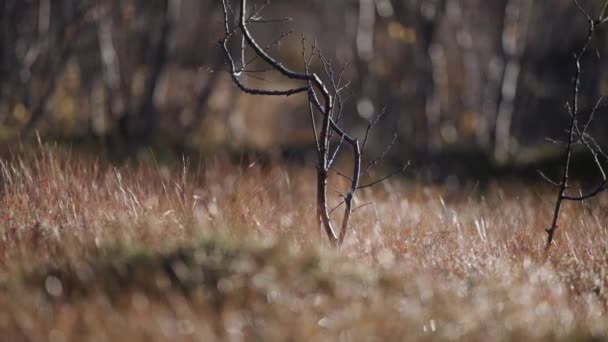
[1,144,608,341]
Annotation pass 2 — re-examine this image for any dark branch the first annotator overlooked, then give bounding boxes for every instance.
[358,162,410,190]
[544,0,608,256]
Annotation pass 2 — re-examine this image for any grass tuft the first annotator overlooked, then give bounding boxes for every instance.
[1,144,608,340]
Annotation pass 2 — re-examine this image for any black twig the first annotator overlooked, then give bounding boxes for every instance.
[358,162,410,190]
[537,170,561,188]
[361,107,388,155]
[352,202,374,213]
[543,0,608,257]
[365,132,398,173]
[220,0,403,247]
[220,0,369,246]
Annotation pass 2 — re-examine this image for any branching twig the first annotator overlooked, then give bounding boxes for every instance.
[242,29,295,69]
[220,0,366,246]
[220,0,406,246]
[543,0,608,256]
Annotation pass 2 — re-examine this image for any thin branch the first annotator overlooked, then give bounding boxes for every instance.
[574,0,592,22]
[544,0,608,255]
[365,132,398,173]
[601,1,608,20]
[219,13,309,96]
[331,167,354,182]
[247,17,293,24]
[329,200,345,216]
[562,184,608,201]
[352,202,374,213]
[582,96,605,135]
[361,107,388,155]
[221,0,365,247]
[537,170,561,188]
[302,36,320,152]
[358,162,410,190]
[545,137,563,145]
[242,30,295,69]
[328,134,345,167]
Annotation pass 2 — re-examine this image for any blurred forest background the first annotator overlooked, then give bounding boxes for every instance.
[2,0,608,177]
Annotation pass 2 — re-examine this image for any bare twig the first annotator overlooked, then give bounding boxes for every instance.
[242,29,295,69]
[220,0,404,246]
[302,36,320,152]
[220,0,366,246]
[361,107,388,155]
[358,162,410,190]
[330,167,354,182]
[328,134,345,167]
[365,132,398,173]
[352,202,373,212]
[537,170,561,188]
[543,0,608,257]
[329,201,345,216]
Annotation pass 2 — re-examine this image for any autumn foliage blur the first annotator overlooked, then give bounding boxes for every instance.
[2,0,608,167]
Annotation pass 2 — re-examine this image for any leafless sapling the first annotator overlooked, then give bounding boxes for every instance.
[542,0,608,255]
[219,0,406,246]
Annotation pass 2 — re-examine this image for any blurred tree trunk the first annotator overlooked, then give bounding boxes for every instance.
[97,0,172,152]
[418,0,446,150]
[20,1,93,136]
[118,0,170,147]
[494,0,533,162]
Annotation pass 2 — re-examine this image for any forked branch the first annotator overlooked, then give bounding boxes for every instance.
[219,0,404,246]
[543,0,608,256]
